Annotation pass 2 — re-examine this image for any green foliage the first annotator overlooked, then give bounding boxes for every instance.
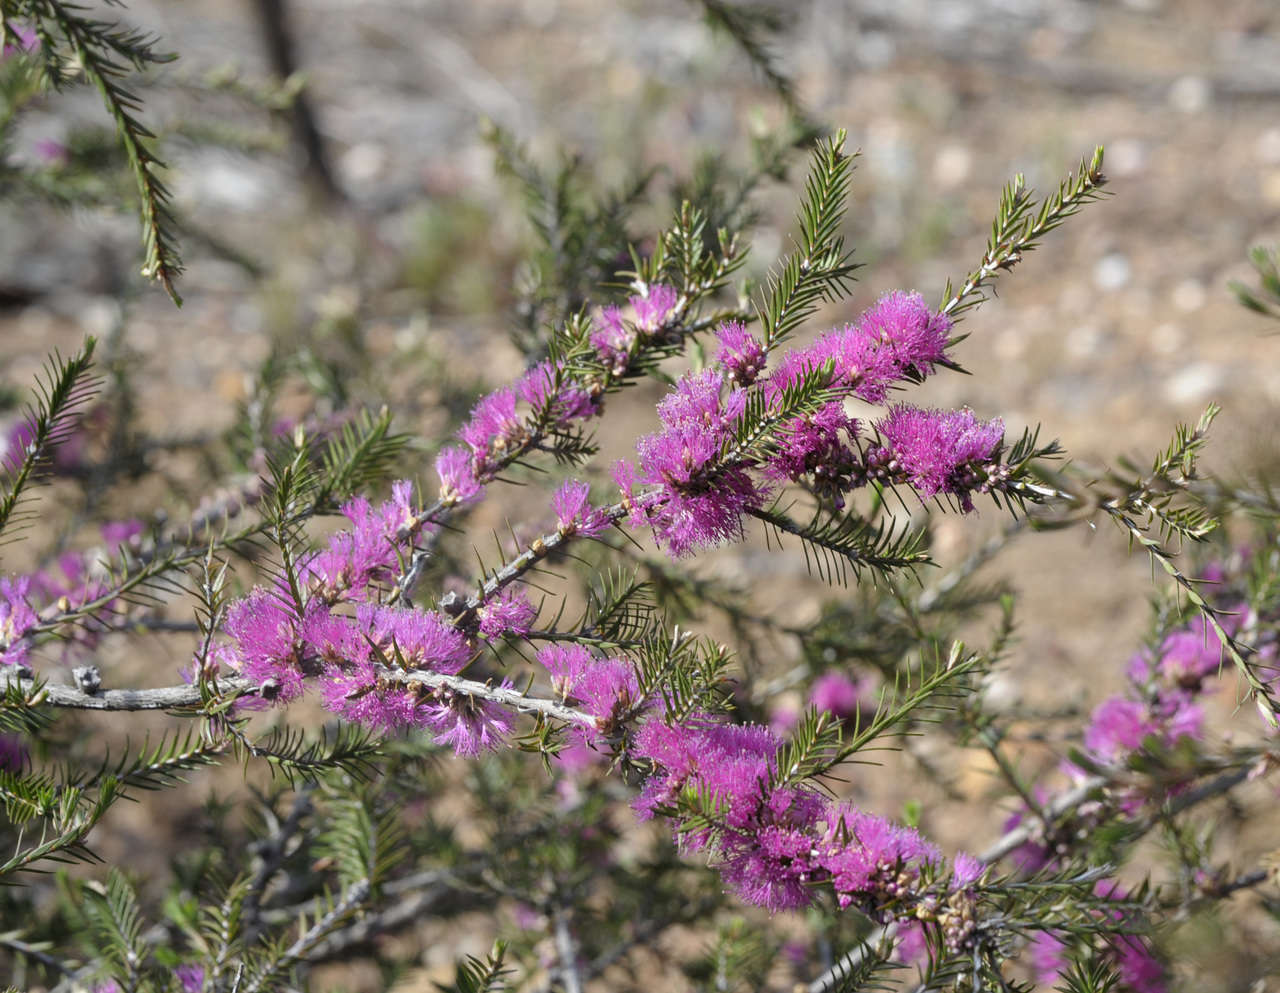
[486,120,654,355]
[1230,244,1280,321]
[0,335,98,544]
[90,868,145,990]
[751,501,930,585]
[940,146,1108,322]
[1055,958,1121,993]
[20,0,183,302]
[687,917,775,993]
[439,941,510,993]
[227,721,383,787]
[772,642,981,787]
[756,129,859,349]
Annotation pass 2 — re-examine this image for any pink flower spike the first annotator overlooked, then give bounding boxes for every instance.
[952,851,984,888]
[0,576,39,667]
[518,361,598,424]
[435,445,484,505]
[223,589,308,702]
[425,682,516,756]
[631,284,678,334]
[477,586,537,639]
[809,671,867,719]
[855,290,951,376]
[715,321,767,385]
[537,643,593,697]
[553,479,610,537]
[360,603,472,675]
[874,405,1005,512]
[591,305,635,374]
[458,387,522,459]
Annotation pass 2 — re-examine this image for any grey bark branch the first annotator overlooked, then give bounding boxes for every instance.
[4,666,597,726]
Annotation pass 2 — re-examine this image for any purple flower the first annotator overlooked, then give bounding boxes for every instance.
[477,586,537,638]
[101,519,144,547]
[537,643,593,697]
[631,716,778,822]
[568,657,640,726]
[435,445,484,505]
[423,683,515,756]
[0,576,38,667]
[1114,935,1166,993]
[720,820,817,911]
[3,415,84,474]
[537,645,640,737]
[301,499,392,598]
[518,361,598,424]
[223,589,308,701]
[654,369,746,432]
[1030,887,1166,993]
[174,964,205,993]
[1154,616,1223,689]
[552,479,610,537]
[952,851,984,888]
[2,23,38,57]
[1083,697,1162,763]
[632,284,678,333]
[303,479,430,602]
[715,321,767,385]
[765,402,859,500]
[359,603,472,674]
[815,805,941,909]
[590,306,634,375]
[809,670,869,719]
[854,291,951,377]
[459,387,523,464]
[629,370,766,557]
[873,405,1005,511]
[0,734,27,772]
[320,661,426,731]
[1029,931,1068,984]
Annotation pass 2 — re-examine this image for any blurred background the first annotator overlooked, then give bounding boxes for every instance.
[3,0,1280,988]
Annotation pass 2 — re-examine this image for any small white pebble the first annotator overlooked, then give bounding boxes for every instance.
[1172,279,1207,312]
[1165,362,1223,405]
[1093,253,1131,292]
[1168,75,1211,114]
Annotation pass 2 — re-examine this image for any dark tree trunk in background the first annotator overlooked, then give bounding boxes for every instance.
[251,0,345,203]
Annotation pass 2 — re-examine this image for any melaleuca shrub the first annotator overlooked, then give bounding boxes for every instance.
[3,4,1280,993]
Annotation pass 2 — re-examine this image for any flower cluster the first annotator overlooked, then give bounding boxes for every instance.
[218,481,521,754]
[537,643,642,745]
[629,713,981,945]
[1030,883,1166,993]
[1063,612,1235,811]
[434,284,680,510]
[590,284,679,375]
[618,368,764,557]
[0,520,144,669]
[997,607,1240,991]
[615,291,1012,555]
